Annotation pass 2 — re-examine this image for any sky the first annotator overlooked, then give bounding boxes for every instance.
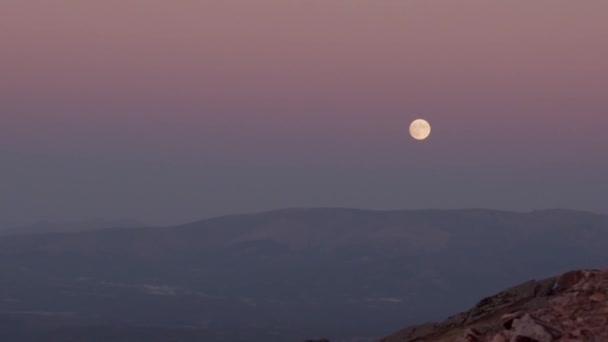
[1,0,607,226]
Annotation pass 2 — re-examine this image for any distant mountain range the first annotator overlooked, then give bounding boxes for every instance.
[0,218,144,236]
[0,208,606,342]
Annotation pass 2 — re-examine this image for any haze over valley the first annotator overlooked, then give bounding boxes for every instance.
[1,208,606,341]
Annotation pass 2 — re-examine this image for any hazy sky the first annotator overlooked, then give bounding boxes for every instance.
[1,0,607,226]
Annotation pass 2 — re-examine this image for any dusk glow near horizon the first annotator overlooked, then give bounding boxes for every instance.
[1,0,607,226]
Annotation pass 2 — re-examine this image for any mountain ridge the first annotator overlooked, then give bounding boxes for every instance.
[0,208,607,341]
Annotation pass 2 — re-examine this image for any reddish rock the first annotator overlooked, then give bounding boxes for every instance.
[556,270,586,291]
[509,314,561,342]
[490,335,506,342]
[380,269,608,342]
[589,293,605,302]
[501,311,525,329]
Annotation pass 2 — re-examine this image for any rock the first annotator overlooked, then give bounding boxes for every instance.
[502,311,525,329]
[466,277,556,324]
[555,270,600,292]
[590,293,605,302]
[456,329,482,342]
[463,328,482,341]
[438,312,468,330]
[510,314,561,342]
[491,335,506,342]
[533,277,557,297]
[556,270,585,291]
[380,269,608,342]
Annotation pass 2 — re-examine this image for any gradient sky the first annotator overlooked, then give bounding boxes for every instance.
[1,0,607,226]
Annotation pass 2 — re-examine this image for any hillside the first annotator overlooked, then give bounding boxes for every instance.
[0,208,607,341]
[380,268,608,341]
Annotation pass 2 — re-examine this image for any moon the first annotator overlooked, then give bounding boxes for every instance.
[409,119,431,141]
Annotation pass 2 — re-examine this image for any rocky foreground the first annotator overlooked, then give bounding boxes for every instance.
[380,268,608,342]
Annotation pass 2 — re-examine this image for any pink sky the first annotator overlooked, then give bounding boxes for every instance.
[1,1,607,224]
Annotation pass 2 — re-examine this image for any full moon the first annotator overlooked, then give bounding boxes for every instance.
[409,119,431,141]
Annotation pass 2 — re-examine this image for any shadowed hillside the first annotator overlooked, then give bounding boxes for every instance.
[0,208,607,341]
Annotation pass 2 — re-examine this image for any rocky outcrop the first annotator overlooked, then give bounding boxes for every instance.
[380,269,608,342]
[481,269,608,342]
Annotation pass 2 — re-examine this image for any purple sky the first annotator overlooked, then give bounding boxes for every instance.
[1,1,607,226]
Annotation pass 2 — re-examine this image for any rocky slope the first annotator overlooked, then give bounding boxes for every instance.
[380,268,608,342]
